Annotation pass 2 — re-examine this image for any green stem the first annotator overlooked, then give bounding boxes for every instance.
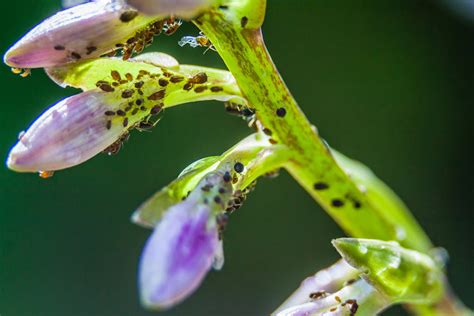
[194,6,469,315]
[195,9,429,252]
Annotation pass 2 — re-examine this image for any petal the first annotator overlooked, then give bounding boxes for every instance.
[4,0,160,68]
[126,0,213,18]
[139,202,219,309]
[7,90,124,172]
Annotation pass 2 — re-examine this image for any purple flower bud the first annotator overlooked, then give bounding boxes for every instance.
[4,0,160,68]
[6,90,125,172]
[139,201,219,309]
[126,0,212,18]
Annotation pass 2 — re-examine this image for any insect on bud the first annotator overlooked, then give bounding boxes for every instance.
[4,0,163,69]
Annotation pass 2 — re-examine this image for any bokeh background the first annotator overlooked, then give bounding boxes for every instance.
[0,0,473,315]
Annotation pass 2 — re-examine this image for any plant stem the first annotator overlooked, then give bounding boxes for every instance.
[195,10,430,252]
[194,7,470,315]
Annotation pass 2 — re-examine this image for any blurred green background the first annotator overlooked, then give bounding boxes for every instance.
[0,0,472,315]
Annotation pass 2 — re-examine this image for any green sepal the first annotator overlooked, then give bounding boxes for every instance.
[46,53,246,108]
[132,156,220,228]
[133,133,290,228]
[333,238,443,304]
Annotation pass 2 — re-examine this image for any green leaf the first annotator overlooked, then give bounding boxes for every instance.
[333,238,443,304]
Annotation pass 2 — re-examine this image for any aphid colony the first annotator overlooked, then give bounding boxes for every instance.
[112,16,182,60]
[10,16,183,77]
[308,291,359,315]
[96,68,225,156]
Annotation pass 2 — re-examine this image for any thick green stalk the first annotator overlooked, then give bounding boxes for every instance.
[195,8,430,252]
[194,4,469,315]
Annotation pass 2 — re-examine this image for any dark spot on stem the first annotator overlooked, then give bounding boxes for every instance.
[158,79,169,87]
[194,86,207,93]
[54,45,65,51]
[234,162,244,173]
[111,70,121,81]
[241,16,249,28]
[121,89,134,98]
[276,107,286,117]
[263,128,272,136]
[150,105,162,115]
[331,199,344,207]
[313,182,329,190]
[170,75,184,83]
[148,90,165,100]
[211,86,223,92]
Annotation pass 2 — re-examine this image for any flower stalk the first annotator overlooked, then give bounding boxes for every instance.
[133,132,290,228]
[193,2,469,314]
[7,53,244,173]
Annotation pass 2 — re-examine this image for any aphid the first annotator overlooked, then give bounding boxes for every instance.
[276,107,286,117]
[39,170,54,179]
[86,46,97,55]
[313,181,329,190]
[309,291,328,300]
[226,181,257,213]
[135,117,161,132]
[189,72,208,84]
[264,169,280,178]
[120,10,138,23]
[234,162,244,173]
[97,83,114,92]
[11,68,31,77]
[216,213,229,240]
[111,70,121,81]
[178,32,216,53]
[102,132,130,155]
[346,299,359,315]
[163,17,182,36]
[70,52,81,60]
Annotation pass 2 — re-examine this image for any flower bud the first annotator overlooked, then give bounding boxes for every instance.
[139,201,219,310]
[7,56,244,174]
[4,0,160,68]
[7,90,124,172]
[138,171,232,309]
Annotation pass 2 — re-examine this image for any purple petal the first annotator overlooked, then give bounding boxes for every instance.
[4,0,159,68]
[139,201,219,309]
[126,0,212,18]
[7,90,124,172]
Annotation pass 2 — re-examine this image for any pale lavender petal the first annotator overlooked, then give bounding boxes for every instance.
[274,279,389,316]
[126,0,212,18]
[7,90,123,172]
[139,201,219,310]
[4,0,159,68]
